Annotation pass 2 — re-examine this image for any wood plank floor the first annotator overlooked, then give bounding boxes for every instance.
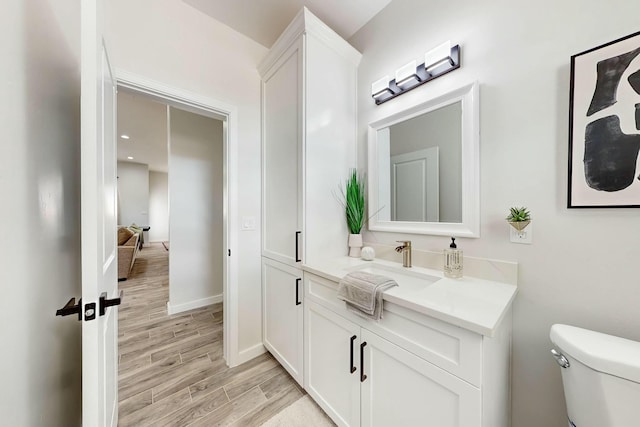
[118,243,304,426]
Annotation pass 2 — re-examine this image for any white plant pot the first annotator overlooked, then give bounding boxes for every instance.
[348,234,363,258]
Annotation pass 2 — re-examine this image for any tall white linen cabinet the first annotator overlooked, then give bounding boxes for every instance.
[258,8,362,386]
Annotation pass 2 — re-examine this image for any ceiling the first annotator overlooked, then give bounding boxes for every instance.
[182,0,392,48]
[117,2,391,170]
[117,90,168,173]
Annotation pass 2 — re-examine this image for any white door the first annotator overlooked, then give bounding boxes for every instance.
[305,301,361,427]
[360,329,481,427]
[81,0,119,425]
[391,147,439,222]
[262,258,304,385]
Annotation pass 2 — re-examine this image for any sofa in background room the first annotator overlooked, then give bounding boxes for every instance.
[117,226,140,281]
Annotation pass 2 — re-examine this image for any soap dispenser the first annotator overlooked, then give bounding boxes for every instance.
[444,237,463,278]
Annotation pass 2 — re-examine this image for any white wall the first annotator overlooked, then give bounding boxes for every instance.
[117,161,149,226]
[149,171,169,242]
[0,0,82,425]
[168,107,224,310]
[350,1,640,426]
[107,0,267,354]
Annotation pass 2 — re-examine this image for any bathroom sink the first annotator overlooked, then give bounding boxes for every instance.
[345,263,439,292]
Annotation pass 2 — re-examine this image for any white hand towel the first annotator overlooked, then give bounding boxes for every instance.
[337,271,398,320]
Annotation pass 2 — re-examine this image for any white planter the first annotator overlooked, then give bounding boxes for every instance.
[348,234,363,258]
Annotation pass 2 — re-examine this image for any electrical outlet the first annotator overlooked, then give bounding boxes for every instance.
[510,223,532,244]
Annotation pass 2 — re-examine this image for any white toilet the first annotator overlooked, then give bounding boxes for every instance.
[550,324,640,427]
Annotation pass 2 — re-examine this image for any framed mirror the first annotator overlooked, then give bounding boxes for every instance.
[367,81,479,237]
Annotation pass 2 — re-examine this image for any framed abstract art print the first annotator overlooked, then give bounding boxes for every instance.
[568,30,640,208]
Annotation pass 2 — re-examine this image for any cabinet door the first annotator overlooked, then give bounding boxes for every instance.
[262,258,303,385]
[360,329,481,427]
[305,301,360,427]
[262,39,303,266]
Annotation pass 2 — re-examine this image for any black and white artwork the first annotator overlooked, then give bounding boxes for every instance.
[568,31,640,208]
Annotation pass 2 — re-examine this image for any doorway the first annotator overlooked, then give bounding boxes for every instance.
[116,88,225,309]
[114,78,237,423]
[116,72,239,368]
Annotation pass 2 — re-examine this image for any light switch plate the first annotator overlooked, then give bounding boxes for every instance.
[510,223,532,244]
[241,216,256,231]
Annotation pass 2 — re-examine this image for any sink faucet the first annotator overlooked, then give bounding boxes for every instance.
[395,240,412,268]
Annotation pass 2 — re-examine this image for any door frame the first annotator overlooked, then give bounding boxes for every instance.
[115,69,240,366]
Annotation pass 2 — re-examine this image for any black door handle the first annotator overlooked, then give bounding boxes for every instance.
[360,341,368,382]
[56,297,82,320]
[99,290,123,316]
[295,231,301,262]
[350,335,357,374]
[295,278,301,306]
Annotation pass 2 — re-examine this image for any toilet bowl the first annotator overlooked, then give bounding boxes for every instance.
[550,324,640,427]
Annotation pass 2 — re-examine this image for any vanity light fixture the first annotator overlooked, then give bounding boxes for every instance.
[395,60,421,89]
[120,134,130,140]
[371,75,396,103]
[425,41,455,73]
[372,42,461,105]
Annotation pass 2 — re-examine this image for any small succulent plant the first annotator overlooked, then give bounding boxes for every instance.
[506,207,531,222]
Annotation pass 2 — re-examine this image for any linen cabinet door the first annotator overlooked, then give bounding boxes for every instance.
[305,301,361,427]
[360,329,481,427]
[262,258,303,385]
[261,39,303,266]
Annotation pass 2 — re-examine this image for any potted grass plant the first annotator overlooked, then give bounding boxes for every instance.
[342,170,366,257]
[506,206,531,231]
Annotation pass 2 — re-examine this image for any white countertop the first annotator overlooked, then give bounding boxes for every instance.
[303,256,518,337]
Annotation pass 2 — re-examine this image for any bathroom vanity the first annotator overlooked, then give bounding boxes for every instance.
[258,7,516,427]
[302,257,517,427]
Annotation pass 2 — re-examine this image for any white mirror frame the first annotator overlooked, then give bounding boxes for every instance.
[367,81,480,237]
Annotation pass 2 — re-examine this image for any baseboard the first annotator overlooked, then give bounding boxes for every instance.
[167,294,223,315]
[237,343,266,365]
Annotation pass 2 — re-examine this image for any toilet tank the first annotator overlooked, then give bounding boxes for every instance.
[550,324,640,427]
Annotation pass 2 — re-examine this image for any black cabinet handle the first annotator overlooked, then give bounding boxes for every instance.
[360,341,368,382]
[350,335,357,374]
[295,231,301,262]
[295,278,301,306]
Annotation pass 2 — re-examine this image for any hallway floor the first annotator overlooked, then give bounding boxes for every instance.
[117,243,303,426]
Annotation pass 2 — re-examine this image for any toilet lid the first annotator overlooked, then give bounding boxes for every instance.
[550,324,640,384]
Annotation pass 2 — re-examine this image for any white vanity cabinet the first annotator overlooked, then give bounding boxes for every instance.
[258,8,361,267]
[304,271,512,427]
[360,329,481,427]
[259,8,361,386]
[306,300,361,427]
[262,258,303,385]
[261,38,303,266]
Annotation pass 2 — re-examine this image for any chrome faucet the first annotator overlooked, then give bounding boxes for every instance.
[395,240,412,268]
